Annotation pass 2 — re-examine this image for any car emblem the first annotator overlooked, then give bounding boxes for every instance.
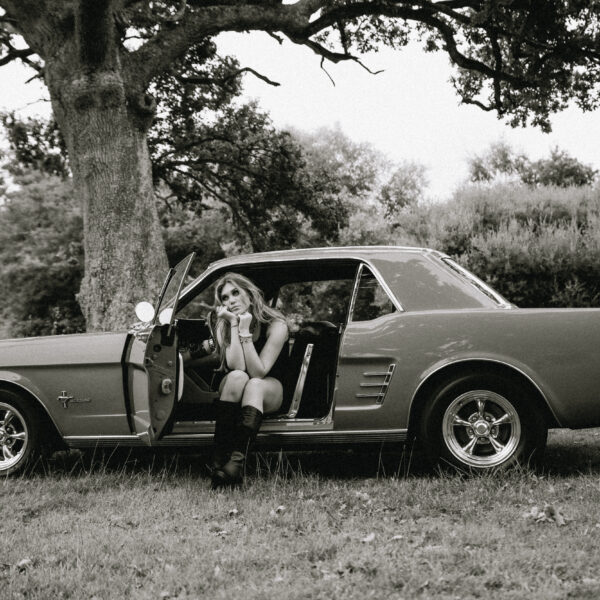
[58,391,91,409]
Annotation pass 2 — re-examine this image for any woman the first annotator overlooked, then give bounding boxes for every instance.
[210,272,288,488]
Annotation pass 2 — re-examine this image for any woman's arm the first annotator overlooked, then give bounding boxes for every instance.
[215,308,246,371]
[240,319,288,379]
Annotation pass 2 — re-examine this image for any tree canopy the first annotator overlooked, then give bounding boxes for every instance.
[1,0,599,330]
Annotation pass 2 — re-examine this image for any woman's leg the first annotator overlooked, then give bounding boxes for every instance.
[212,370,249,473]
[212,378,283,488]
[240,377,283,413]
[219,370,250,403]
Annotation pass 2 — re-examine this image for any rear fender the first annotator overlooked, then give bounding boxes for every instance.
[407,357,561,436]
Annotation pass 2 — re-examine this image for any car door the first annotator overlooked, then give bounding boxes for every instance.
[130,253,195,443]
[333,263,402,430]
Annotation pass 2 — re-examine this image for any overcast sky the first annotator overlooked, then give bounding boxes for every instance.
[2,30,599,199]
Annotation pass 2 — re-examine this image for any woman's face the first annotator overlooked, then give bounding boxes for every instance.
[219,281,251,315]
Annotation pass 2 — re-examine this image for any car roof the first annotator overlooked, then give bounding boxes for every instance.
[206,245,441,270]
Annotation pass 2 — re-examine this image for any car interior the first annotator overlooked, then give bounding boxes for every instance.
[172,260,360,423]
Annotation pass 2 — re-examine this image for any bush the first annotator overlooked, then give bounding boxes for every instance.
[391,184,600,307]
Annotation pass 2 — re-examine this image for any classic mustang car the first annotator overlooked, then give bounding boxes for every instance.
[1,246,600,476]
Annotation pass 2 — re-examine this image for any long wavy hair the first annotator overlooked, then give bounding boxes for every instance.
[209,272,286,370]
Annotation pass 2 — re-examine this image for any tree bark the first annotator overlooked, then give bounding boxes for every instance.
[45,59,168,331]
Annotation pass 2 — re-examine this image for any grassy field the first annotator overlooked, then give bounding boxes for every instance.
[2,428,600,600]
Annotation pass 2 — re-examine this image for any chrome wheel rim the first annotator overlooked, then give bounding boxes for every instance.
[0,402,29,472]
[442,390,521,468]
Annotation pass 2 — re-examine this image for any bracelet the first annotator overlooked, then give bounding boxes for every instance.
[239,334,253,344]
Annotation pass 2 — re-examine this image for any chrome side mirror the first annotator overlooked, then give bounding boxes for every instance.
[135,301,155,323]
[158,307,173,325]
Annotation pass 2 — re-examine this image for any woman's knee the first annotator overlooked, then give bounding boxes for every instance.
[220,370,249,402]
[243,378,267,395]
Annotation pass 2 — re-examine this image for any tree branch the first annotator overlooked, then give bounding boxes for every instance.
[177,66,280,88]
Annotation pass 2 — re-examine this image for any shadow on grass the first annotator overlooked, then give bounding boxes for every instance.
[38,427,600,480]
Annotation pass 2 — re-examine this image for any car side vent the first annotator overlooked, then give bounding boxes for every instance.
[356,364,396,404]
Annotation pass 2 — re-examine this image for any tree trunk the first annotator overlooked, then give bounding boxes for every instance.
[45,64,169,332]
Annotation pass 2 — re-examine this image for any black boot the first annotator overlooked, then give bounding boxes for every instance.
[211,406,263,488]
[211,400,240,473]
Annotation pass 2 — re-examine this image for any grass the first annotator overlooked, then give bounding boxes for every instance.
[2,429,600,600]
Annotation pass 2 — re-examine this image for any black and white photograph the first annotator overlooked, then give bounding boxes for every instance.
[1,2,600,598]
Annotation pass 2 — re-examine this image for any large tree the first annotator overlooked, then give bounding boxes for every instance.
[1,1,598,330]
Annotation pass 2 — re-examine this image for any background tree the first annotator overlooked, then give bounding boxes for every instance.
[1,1,598,330]
[469,141,598,187]
[379,160,429,218]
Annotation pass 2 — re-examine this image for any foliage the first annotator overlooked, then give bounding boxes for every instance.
[0,113,69,178]
[0,171,85,337]
[1,1,599,331]
[149,47,349,252]
[380,161,429,217]
[468,142,598,187]
[394,184,600,308]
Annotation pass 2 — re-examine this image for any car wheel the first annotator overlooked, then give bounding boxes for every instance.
[419,372,547,471]
[0,390,43,476]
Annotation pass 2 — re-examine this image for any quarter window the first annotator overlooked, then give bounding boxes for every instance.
[352,266,396,322]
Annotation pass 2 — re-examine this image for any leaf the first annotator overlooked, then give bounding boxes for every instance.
[16,558,32,572]
[522,503,568,526]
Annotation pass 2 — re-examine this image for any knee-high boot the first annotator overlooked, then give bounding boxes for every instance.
[211,399,241,472]
[211,406,263,488]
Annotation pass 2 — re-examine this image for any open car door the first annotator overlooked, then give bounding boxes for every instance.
[131,253,195,443]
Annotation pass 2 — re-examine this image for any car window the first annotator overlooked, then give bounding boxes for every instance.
[275,279,355,332]
[351,266,396,322]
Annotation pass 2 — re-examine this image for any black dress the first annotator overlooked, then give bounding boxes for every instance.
[252,322,288,384]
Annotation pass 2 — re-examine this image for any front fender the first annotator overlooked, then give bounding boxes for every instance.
[0,370,64,435]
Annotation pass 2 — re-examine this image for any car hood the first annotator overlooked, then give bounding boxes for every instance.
[0,331,130,368]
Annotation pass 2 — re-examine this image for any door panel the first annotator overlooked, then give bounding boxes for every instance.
[130,325,178,443]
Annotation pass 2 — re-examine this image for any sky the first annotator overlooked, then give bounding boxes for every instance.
[1,30,599,199]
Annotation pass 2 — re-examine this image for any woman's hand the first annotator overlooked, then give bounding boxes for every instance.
[217,305,238,325]
[238,312,252,336]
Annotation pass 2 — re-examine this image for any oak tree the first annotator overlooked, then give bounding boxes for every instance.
[1,0,598,329]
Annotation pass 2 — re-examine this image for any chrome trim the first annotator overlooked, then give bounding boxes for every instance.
[356,364,396,404]
[285,343,313,418]
[440,257,513,309]
[64,429,409,447]
[409,358,561,426]
[64,435,145,448]
[362,260,404,314]
[349,262,404,322]
[347,262,363,323]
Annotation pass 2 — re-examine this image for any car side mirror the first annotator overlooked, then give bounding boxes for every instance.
[135,301,155,323]
[158,307,173,325]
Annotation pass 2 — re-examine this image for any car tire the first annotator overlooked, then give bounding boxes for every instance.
[0,390,44,476]
[418,372,547,472]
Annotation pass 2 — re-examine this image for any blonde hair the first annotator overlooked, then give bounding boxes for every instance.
[210,272,286,370]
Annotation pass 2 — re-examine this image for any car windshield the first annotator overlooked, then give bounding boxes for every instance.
[154,253,196,324]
